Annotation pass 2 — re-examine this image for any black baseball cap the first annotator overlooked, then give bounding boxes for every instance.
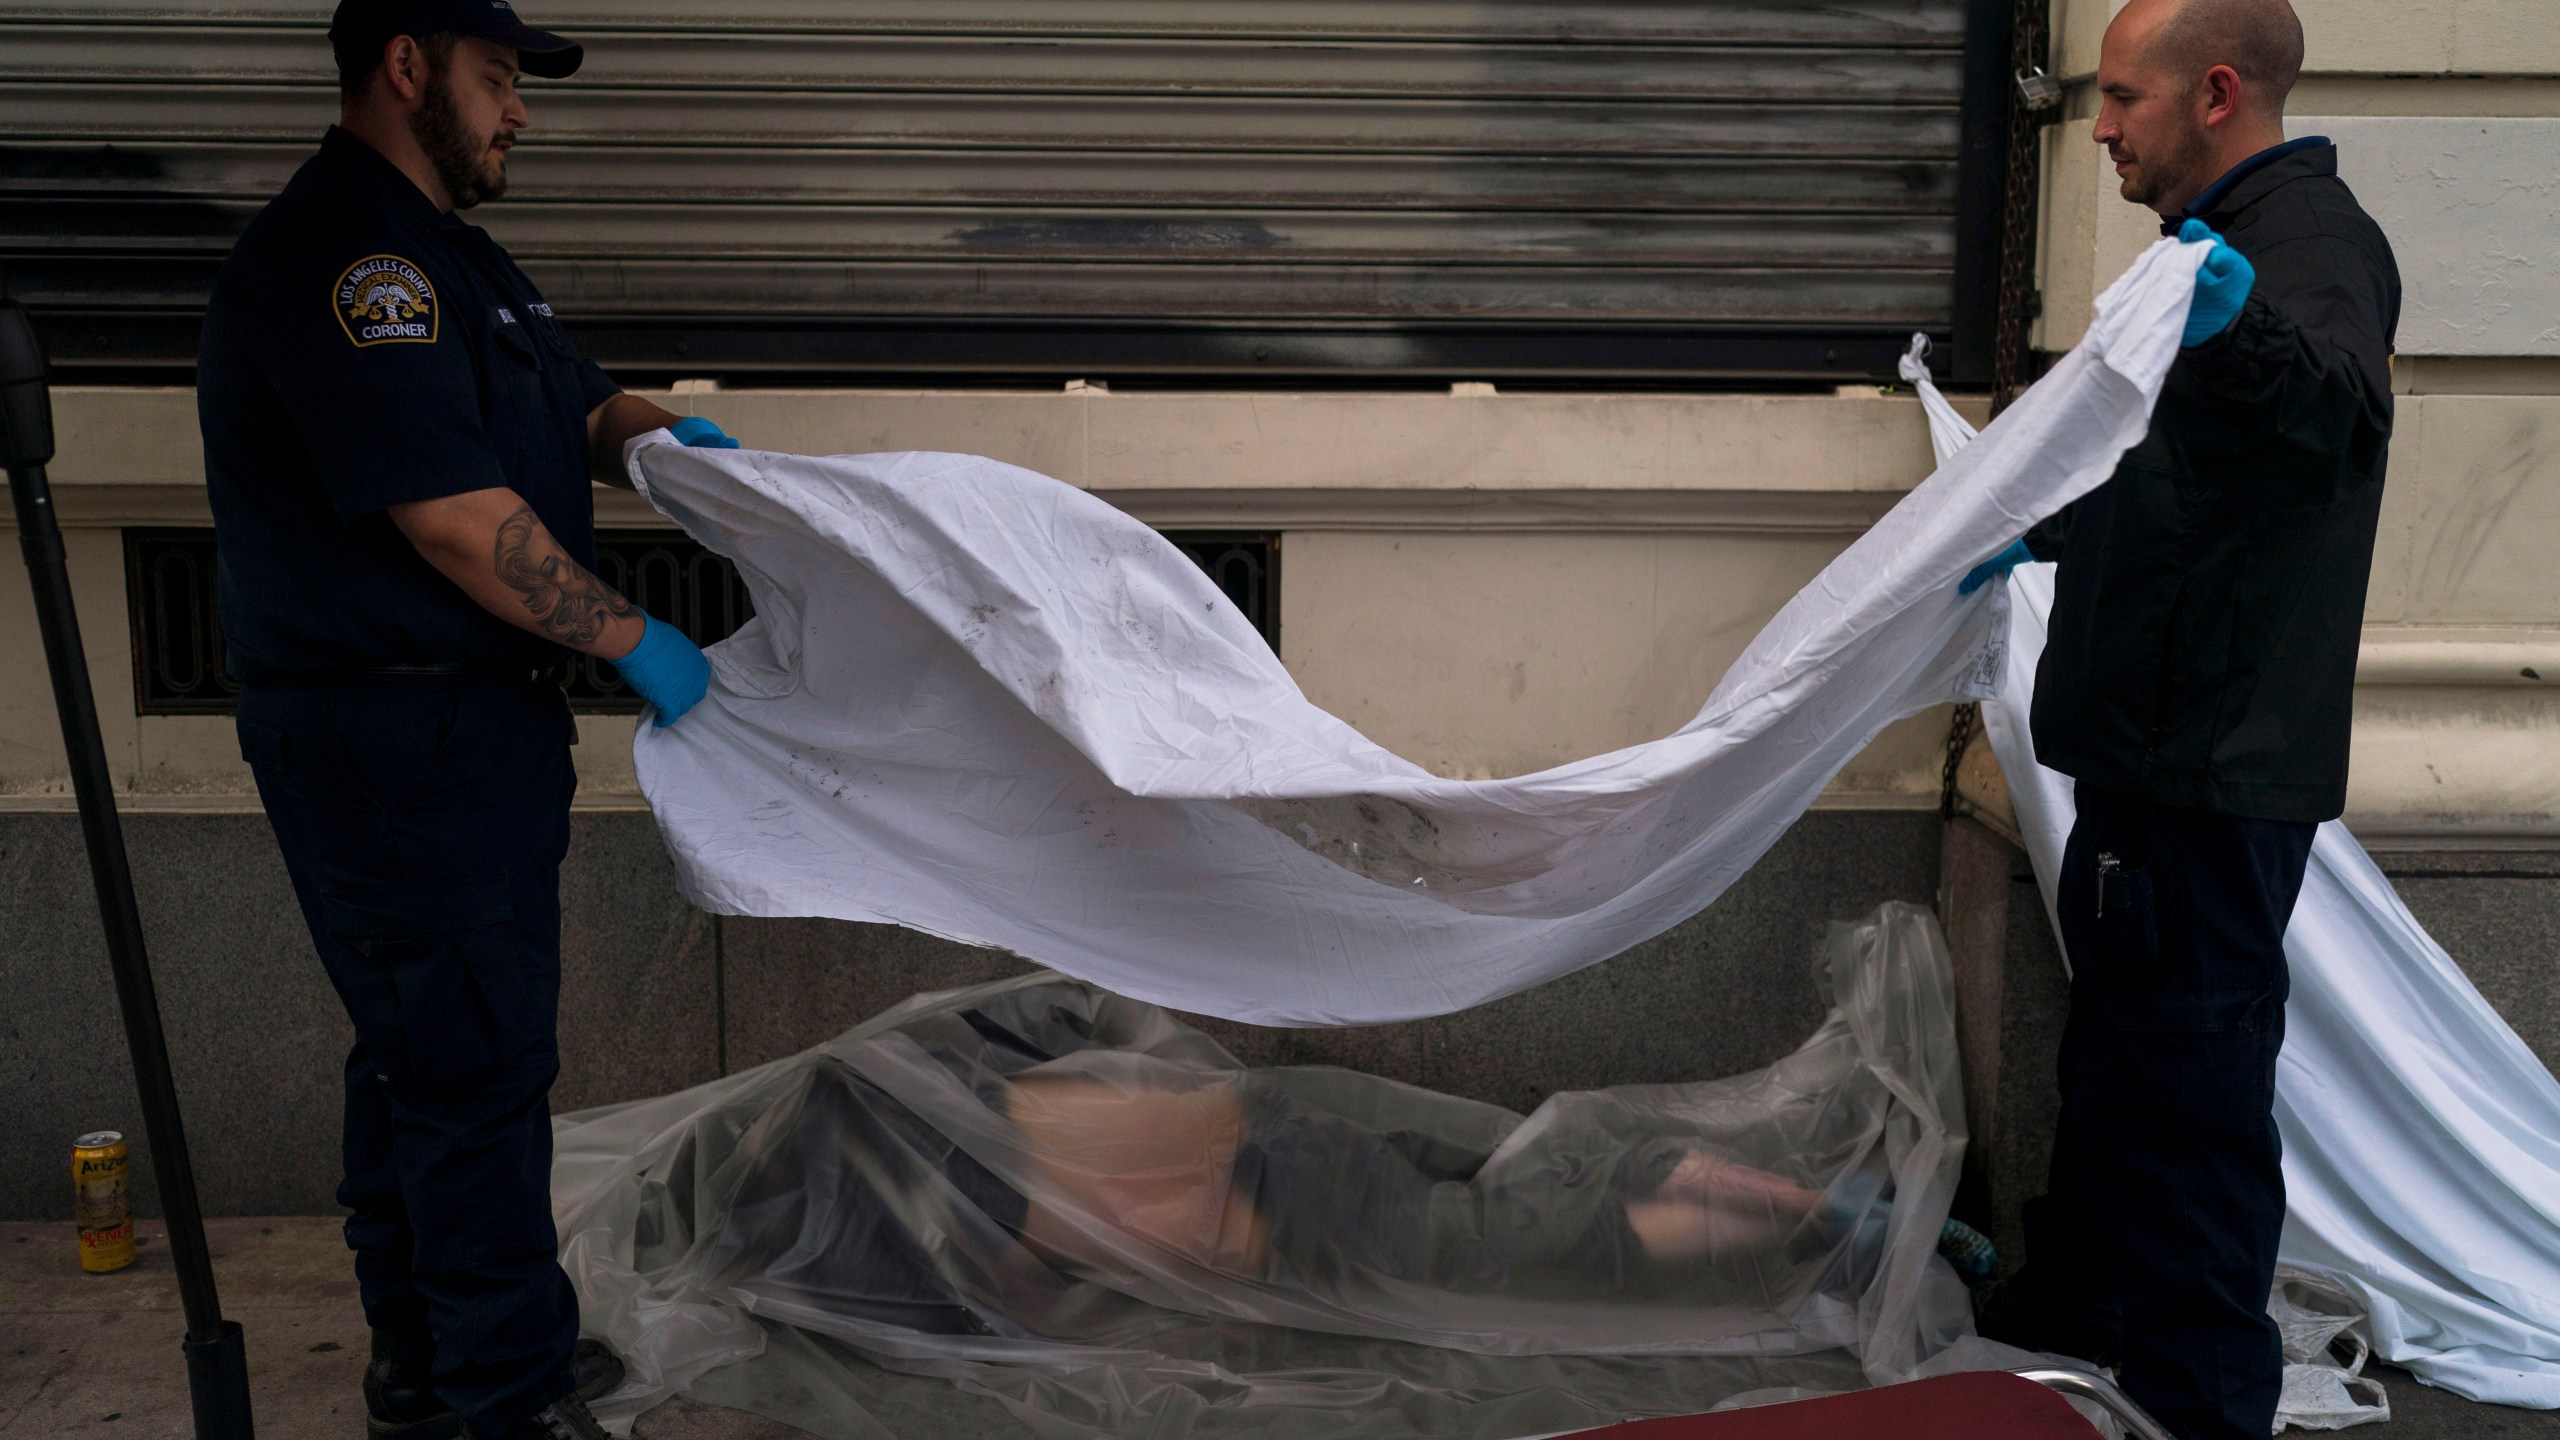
[330,0,585,80]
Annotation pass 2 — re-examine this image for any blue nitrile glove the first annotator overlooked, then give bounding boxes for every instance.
[612,613,711,727]
[2178,218,2255,346]
[1938,1216,1998,1288]
[1959,538,2035,595]
[668,416,740,449]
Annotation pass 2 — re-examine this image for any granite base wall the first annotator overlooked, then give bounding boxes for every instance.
[3,810,2553,1231]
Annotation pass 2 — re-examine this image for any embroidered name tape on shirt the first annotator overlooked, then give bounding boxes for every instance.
[334,254,438,346]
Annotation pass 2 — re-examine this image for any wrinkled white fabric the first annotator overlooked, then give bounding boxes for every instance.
[622,237,2208,1028]
[1966,527,2560,1414]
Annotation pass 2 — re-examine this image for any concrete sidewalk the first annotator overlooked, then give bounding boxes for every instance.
[4,1218,2549,1440]
[0,1219,804,1440]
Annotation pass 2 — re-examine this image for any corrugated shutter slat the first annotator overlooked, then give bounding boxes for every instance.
[0,0,1990,378]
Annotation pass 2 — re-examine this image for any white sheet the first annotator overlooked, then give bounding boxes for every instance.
[623,236,2208,1028]
[1894,376,2560,1409]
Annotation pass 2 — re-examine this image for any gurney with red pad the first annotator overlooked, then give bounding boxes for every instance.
[1565,1368,2174,1440]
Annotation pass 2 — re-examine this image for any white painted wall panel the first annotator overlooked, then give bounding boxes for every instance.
[2298,0,2560,78]
[2367,395,2560,626]
[2311,117,2560,357]
[2045,117,2560,357]
[2053,0,2560,82]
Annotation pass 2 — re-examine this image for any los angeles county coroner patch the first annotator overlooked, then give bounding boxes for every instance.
[333,254,438,346]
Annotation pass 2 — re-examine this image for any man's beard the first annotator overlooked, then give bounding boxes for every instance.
[2117,103,2211,209]
[410,72,507,209]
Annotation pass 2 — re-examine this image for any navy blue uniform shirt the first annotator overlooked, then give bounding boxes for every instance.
[199,126,620,679]
[2026,141,2399,823]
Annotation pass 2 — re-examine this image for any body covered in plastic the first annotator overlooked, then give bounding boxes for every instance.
[554,905,1973,1435]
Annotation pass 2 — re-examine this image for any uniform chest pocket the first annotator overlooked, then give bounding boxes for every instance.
[485,305,552,429]
[484,304,581,483]
[489,306,544,370]
[528,307,580,360]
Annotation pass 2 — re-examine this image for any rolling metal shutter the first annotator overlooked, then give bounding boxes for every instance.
[0,1,2012,382]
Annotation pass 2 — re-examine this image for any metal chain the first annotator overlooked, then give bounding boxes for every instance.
[1940,700,1980,821]
[1948,0,2049,814]
[1990,0,2054,414]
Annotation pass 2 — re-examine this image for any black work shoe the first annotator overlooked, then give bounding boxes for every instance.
[365,1326,454,1440]
[367,1339,624,1440]
[562,1343,626,1407]
[470,1396,609,1440]
[1973,1272,2122,1370]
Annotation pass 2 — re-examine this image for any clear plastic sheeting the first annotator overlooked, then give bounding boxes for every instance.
[620,240,2210,1029]
[555,903,1976,1437]
[2272,1268,2391,1430]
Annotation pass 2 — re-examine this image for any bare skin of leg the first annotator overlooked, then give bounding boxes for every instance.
[1007,1076,1272,1276]
[1622,1151,1829,1263]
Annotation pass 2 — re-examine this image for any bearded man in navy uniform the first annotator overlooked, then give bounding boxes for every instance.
[197,2,742,1435]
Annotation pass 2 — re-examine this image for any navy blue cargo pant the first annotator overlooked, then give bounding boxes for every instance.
[239,672,580,1432]
[2007,785,2315,1440]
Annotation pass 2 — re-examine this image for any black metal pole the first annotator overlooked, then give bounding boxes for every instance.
[1948,0,2019,389]
[0,300,255,1439]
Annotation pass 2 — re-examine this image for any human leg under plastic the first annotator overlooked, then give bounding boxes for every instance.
[559,904,1983,1431]
[676,950,1967,1358]
[1000,1071,1981,1294]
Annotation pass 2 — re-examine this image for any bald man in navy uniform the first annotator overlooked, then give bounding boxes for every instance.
[1972,3,2401,1438]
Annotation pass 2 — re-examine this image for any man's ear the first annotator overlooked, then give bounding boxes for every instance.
[377,34,431,104]
[2199,63,2245,129]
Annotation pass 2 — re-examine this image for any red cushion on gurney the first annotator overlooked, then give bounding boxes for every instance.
[1569,1372,2100,1440]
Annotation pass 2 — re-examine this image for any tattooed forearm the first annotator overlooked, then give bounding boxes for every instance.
[492,505,636,646]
